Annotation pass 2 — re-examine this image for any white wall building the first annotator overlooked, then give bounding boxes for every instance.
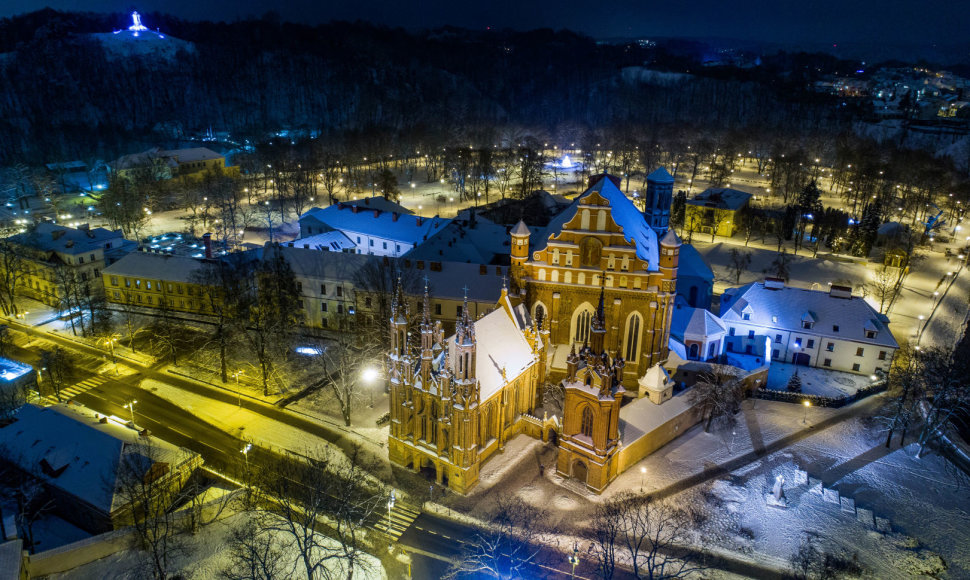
[719,279,898,376]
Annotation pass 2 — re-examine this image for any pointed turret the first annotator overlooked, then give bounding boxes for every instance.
[644,166,674,236]
[590,283,607,354]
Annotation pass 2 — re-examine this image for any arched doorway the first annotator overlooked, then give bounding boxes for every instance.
[547,429,558,446]
[688,343,700,360]
[572,460,588,484]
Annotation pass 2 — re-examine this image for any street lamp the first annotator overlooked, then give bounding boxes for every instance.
[241,442,252,471]
[802,400,811,425]
[124,400,138,428]
[640,466,647,491]
[568,543,580,579]
[362,367,379,408]
[387,489,396,533]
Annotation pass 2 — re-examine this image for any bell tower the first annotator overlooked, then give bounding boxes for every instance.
[510,220,531,292]
[448,287,480,492]
[643,167,674,236]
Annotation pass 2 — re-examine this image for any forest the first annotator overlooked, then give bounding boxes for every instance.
[0,9,864,164]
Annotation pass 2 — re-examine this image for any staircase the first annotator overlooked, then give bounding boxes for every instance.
[373,501,421,541]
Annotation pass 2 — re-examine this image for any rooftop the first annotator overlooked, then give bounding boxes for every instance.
[286,231,357,253]
[678,244,714,281]
[720,281,898,348]
[7,223,125,256]
[446,307,535,401]
[688,188,752,211]
[0,404,197,514]
[342,196,413,215]
[671,300,727,341]
[103,251,208,284]
[157,147,224,165]
[300,204,450,246]
[404,213,511,265]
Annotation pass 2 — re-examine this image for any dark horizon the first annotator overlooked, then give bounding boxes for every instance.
[3,0,969,51]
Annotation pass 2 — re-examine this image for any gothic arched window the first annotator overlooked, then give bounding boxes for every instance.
[581,406,594,438]
[625,314,641,361]
[576,309,592,343]
[534,304,545,328]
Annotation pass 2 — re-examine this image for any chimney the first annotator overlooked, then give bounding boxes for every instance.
[392,212,400,222]
[364,198,371,206]
[764,277,785,290]
[829,284,853,299]
[352,205,359,214]
[202,233,213,259]
[337,202,345,210]
[416,217,423,226]
[373,209,380,218]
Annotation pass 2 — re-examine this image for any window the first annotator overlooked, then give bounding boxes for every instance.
[833,324,840,332]
[774,334,782,343]
[146,281,152,290]
[729,327,735,336]
[321,318,328,328]
[320,284,326,294]
[113,290,120,298]
[94,269,100,278]
[745,344,753,354]
[878,350,887,361]
[337,304,344,314]
[80,272,88,282]
[382,241,387,249]
[742,313,751,321]
[772,349,779,360]
[356,236,361,243]
[581,407,594,438]
[322,302,328,312]
[89,253,95,261]
[135,279,141,289]
[296,282,303,292]
[78,256,84,264]
[807,339,815,349]
[435,303,441,315]
[802,321,813,329]
[856,347,864,357]
[772,315,778,323]
[726,342,734,352]
[575,310,592,343]
[167,284,173,292]
[625,314,641,361]
[865,330,876,339]
[748,330,755,339]
[395,244,400,252]
[336,286,343,297]
[823,358,832,367]
[826,342,834,352]
[110,276,119,286]
[852,363,861,372]
[365,297,372,308]
[794,339,801,349]
[369,239,374,246]
[177,285,183,294]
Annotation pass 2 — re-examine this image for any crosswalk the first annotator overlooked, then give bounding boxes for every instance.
[40,376,108,406]
[373,501,421,541]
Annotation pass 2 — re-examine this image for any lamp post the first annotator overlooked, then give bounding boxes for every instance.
[387,489,396,534]
[124,400,138,428]
[640,466,647,491]
[568,543,580,579]
[802,400,811,425]
[362,367,379,408]
[241,442,252,472]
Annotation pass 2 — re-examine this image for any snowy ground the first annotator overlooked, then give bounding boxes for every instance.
[52,511,387,580]
[435,396,970,578]
[765,362,874,397]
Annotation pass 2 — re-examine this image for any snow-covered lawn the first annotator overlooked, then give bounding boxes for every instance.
[765,362,874,397]
[52,511,387,580]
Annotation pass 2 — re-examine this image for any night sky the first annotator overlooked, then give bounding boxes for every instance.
[2,0,967,47]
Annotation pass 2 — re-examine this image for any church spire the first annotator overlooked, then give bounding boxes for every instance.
[422,275,431,324]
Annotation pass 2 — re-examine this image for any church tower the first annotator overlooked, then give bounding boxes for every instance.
[448,291,481,492]
[509,220,531,292]
[643,167,674,236]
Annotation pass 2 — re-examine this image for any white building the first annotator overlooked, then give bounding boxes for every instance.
[719,278,898,376]
[299,199,449,257]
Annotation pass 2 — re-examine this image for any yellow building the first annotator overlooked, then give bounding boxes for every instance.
[102,251,215,315]
[510,174,679,389]
[109,147,226,180]
[387,285,546,493]
[684,187,751,239]
[4,223,129,308]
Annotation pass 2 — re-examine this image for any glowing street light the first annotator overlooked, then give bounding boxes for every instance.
[124,400,138,428]
[802,400,811,425]
[241,442,252,471]
[362,367,379,407]
[640,466,647,491]
[568,543,581,579]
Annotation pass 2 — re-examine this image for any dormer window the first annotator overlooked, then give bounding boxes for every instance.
[864,320,879,340]
[743,313,750,321]
[832,325,840,332]
[802,321,814,330]
[800,311,816,330]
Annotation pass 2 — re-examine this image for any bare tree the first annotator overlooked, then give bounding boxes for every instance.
[688,365,743,433]
[448,494,555,579]
[259,445,384,580]
[0,242,28,316]
[769,249,792,283]
[789,534,864,580]
[318,325,383,427]
[588,492,705,580]
[39,347,73,402]
[728,249,751,285]
[222,510,288,580]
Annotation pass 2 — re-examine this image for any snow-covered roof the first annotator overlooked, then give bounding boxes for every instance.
[104,251,207,283]
[721,282,898,348]
[9,223,126,256]
[446,308,535,402]
[268,244,374,283]
[0,404,196,514]
[342,196,413,215]
[670,300,727,342]
[287,231,356,253]
[688,188,752,211]
[678,244,714,281]
[619,390,694,442]
[646,167,675,183]
[538,175,660,271]
[157,147,223,164]
[404,217,511,265]
[300,204,450,247]
[638,364,671,392]
[511,220,531,236]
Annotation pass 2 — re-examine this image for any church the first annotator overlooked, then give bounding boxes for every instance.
[387,171,690,493]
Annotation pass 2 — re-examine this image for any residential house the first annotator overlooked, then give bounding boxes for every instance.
[685,187,752,238]
[299,201,450,257]
[719,278,898,375]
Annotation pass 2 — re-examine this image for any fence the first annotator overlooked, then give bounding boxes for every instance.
[751,380,887,408]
